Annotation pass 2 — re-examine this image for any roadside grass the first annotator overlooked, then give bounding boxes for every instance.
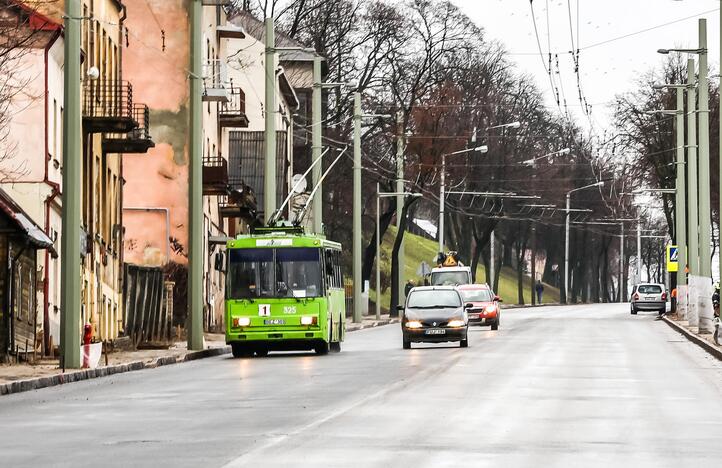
[368,226,560,310]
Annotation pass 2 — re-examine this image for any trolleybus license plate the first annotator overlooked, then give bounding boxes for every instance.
[264,319,285,325]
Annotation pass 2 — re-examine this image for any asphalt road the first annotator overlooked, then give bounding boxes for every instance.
[2,304,722,467]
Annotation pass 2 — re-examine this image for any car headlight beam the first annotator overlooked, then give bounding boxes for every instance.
[405,320,423,329]
[485,305,496,313]
[447,319,466,328]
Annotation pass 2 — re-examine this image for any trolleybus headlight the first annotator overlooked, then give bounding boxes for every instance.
[447,319,466,328]
[405,321,423,329]
[233,317,251,327]
[300,316,317,325]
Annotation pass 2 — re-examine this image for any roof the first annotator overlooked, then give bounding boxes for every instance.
[409,285,459,292]
[227,9,317,63]
[0,187,55,252]
[278,67,299,109]
[457,283,491,290]
[5,1,62,31]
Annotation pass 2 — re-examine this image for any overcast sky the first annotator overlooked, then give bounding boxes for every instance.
[451,0,721,134]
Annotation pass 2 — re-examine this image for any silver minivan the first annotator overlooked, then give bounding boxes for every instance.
[630,283,667,315]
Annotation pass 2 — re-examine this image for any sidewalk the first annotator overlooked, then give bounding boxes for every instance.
[1,315,398,396]
[661,314,722,360]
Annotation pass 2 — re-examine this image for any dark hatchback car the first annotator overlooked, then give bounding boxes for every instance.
[400,286,469,349]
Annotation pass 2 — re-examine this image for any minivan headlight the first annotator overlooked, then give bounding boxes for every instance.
[447,319,465,328]
[405,320,423,329]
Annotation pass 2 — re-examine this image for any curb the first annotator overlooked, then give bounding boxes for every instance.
[0,319,399,397]
[346,318,400,332]
[661,315,722,361]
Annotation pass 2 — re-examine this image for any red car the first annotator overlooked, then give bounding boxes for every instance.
[457,284,502,330]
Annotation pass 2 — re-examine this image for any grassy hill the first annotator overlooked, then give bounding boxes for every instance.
[368,226,560,310]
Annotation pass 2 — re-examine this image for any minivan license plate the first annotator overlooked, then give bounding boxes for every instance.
[264,319,285,325]
[425,328,446,335]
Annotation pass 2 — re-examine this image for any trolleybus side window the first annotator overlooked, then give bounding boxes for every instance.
[276,248,323,298]
[228,248,273,298]
[335,251,343,288]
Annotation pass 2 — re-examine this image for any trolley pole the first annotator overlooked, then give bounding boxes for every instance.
[353,93,362,323]
[264,18,277,222]
[187,0,204,351]
[60,0,82,368]
[312,55,323,233]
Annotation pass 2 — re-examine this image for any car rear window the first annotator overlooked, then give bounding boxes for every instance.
[637,285,662,294]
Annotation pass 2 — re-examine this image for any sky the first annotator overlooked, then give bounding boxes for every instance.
[451,0,721,134]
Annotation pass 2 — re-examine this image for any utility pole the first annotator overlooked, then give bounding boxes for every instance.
[376,183,381,320]
[264,18,277,222]
[697,19,713,334]
[311,55,323,234]
[439,154,446,253]
[619,223,625,302]
[352,93,362,323]
[564,195,571,304]
[60,0,82,368]
[636,222,642,283]
[687,57,700,329]
[490,230,495,288]
[396,111,405,303]
[531,225,537,305]
[674,85,687,320]
[187,0,203,351]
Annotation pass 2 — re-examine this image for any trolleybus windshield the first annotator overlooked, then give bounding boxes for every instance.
[228,247,323,299]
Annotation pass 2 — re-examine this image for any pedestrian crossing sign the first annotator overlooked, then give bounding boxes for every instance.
[667,245,678,272]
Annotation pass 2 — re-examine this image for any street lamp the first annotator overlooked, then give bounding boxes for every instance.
[564,181,604,303]
[486,121,522,131]
[438,145,488,253]
[376,185,423,319]
[522,147,571,168]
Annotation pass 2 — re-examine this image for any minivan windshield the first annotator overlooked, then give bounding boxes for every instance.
[431,271,470,286]
[637,285,663,294]
[407,290,461,308]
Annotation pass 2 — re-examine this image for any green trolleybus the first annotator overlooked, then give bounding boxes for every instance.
[225,226,346,357]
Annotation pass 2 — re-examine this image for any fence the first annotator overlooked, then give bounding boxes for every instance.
[123,264,174,348]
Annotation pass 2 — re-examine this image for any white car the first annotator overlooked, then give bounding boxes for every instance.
[630,283,667,315]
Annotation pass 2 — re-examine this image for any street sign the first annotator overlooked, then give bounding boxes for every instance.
[417,261,432,277]
[667,245,678,272]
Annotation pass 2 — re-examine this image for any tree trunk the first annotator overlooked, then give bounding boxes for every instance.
[390,197,419,316]
[362,200,396,285]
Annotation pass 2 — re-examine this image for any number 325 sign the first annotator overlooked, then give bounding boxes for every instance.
[258,304,271,316]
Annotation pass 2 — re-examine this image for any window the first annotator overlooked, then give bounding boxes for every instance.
[227,248,274,299]
[27,266,34,325]
[276,248,322,298]
[15,262,23,321]
[407,290,462,309]
[51,99,57,158]
[460,288,493,302]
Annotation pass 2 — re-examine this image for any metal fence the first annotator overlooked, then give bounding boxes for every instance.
[123,264,174,348]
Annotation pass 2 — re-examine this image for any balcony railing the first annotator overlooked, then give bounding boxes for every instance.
[203,59,229,102]
[102,104,155,154]
[219,87,249,128]
[83,80,136,133]
[218,188,256,220]
[202,155,229,195]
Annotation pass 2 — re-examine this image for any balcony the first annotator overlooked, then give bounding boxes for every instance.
[203,60,229,103]
[102,104,155,154]
[203,155,229,196]
[218,188,256,220]
[83,81,136,133]
[219,87,249,128]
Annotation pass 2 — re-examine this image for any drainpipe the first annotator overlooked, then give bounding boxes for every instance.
[122,207,171,262]
[43,30,62,356]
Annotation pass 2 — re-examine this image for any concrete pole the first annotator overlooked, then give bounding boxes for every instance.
[352,93,362,323]
[490,230,495,287]
[619,223,627,302]
[531,225,537,305]
[637,222,642,283]
[687,57,700,328]
[720,6,722,288]
[187,0,204,351]
[439,154,446,253]
[675,86,687,319]
[376,183,381,320]
[564,194,570,304]
[311,55,323,234]
[60,0,82,368]
[396,112,405,302]
[264,18,277,222]
[697,19,713,333]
